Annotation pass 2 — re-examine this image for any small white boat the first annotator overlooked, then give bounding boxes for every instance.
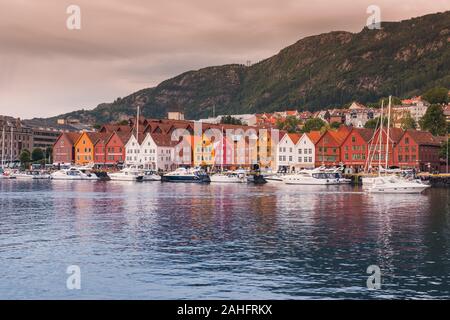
[12,171,35,179]
[368,176,430,194]
[283,171,340,185]
[162,167,210,183]
[51,167,98,180]
[264,174,284,183]
[210,170,247,183]
[142,170,161,181]
[13,170,51,180]
[108,167,144,182]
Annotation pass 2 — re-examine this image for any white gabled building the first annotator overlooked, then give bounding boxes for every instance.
[295,133,316,169]
[125,133,176,171]
[276,133,301,172]
[125,134,142,165]
[274,132,319,172]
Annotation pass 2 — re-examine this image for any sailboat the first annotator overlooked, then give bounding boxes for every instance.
[367,96,430,194]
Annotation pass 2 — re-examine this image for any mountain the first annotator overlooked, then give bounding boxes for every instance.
[38,11,450,125]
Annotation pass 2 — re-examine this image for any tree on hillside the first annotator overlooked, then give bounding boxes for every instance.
[364,117,389,129]
[276,116,301,133]
[220,115,244,126]
[117,120,129,126]
[302,118,326,133]
[419,104,447,136]
[19,149,31,169]
[422,87,449,104]
[31,148,44,162]
[400,114,417,130]
[330,122,341,130]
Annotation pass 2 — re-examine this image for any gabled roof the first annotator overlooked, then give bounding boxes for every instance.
[328,129,350,146]
[74,131,106,146]
[369,127,405,144]
[404,130,442,146]
[287,133,302,144]
[92,132,113,146]
[306,131,323,144]
[150,133,180,147]
[349,128,375,142]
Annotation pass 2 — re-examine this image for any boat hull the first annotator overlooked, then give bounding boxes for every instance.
[162,175,210,183]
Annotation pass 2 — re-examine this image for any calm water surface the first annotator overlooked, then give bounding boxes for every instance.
[0,180,449,299]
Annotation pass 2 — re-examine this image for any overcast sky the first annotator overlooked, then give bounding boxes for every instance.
[0,0,449,119]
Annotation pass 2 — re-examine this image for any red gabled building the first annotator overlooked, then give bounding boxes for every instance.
[315,126,351,166]
[396,130,442,172]
[367,127,405,169]
[104,131,130,165]
[93,133,111,165]
[52,132,81,165]
[341,128,374,171]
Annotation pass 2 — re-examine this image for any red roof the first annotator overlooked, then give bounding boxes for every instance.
[287,133,301,144]
[306,131,322,144]
[404,130,442,146]
[350,128,375,142]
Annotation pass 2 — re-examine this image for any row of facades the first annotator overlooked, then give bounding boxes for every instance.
[53,117,447,173]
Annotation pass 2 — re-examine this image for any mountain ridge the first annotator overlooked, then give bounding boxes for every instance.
[35,11,450,125]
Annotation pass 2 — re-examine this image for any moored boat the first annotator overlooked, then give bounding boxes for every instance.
[368,176,430,194]
[162,167,210,183]
[108,167,144,182]
[142,170,161,181]
[51,167,99,180]
[210,170,247,183]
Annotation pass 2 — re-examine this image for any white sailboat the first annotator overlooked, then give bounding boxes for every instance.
[283,168,341,185]
[367,96,429,194]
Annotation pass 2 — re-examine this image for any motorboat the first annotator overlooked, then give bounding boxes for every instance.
[283,169,341,185]
[210,170,247,183]
[263,174,284,183]
[51,167,99,180]
[162,167,210,183]
[108,167,144,182]
[247,172,267,184]
[0,168,15,179]
[368,176,430,194]
[142,170,161,181]
[13,170,51,180]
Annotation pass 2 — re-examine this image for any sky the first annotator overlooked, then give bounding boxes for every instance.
[0,0,449,119]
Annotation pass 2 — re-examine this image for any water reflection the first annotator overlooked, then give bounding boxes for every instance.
[0,180,449,299]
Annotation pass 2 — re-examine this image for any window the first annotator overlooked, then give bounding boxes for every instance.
[352,136,356,143]
[299,149,302,154]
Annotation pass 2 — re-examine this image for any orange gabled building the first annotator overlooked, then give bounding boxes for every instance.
[74,132,104,166]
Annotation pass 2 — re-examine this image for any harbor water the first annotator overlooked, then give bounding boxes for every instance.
[0,179,449,299]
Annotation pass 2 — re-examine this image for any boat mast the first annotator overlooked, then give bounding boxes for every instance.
[136,106,140,143]
[1,125,5,169]
[221,126,224,172]
[385,96,392,175]
[378,100,384,176]
[10,126,13,165]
